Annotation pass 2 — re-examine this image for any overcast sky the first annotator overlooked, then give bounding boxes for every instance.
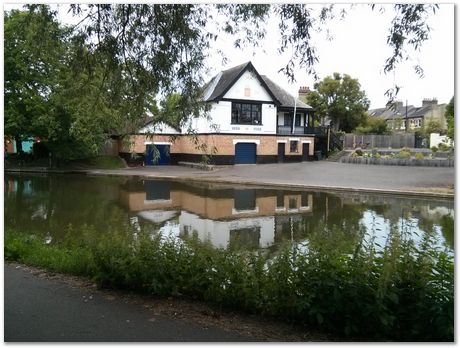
[4,2,455,109]
[204,3,454,109]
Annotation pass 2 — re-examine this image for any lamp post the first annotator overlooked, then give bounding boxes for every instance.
[292,88,297,134]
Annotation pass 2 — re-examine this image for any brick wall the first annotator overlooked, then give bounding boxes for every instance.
[121,134,315,157]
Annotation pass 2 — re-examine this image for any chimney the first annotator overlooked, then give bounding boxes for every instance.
[395,101,404,109]
[298,86,311,101]
[422,98,438,107]
[387,100,404,110]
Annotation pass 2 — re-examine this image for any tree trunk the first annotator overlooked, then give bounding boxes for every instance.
[333,120,340,132]
[14,136,23,153]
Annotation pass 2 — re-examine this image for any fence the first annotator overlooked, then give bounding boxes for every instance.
[344,134,415,149]
[100,139,119,156]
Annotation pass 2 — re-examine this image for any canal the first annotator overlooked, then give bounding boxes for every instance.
[4,173,454,253]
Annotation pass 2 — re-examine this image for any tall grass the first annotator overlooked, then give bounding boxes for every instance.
[4,223,454,341]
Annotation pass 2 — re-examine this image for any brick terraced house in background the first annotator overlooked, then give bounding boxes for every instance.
[120,62,341,165]
[368,98,448,132]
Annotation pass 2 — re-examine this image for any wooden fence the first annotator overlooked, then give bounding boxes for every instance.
[344,133,415,149]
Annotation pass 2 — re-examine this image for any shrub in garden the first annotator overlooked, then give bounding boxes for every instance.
[396,149,411,159]
[415,153,425,160]
[438,142,451,152]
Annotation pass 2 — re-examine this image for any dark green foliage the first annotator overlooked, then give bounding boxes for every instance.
[445,96,454,140]
[355,116,392,135]
[32,141,50,159]
[5,222,453,341]
[4,6,65,149]
[305,73,370,133]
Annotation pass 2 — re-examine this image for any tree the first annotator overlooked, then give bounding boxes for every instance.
[304,73,369,132]
[66,4,438,100]
[4,6,66,153]
[445,96,454,140]
[355,115,391,135]
[424,117,443,135]
[4,6,157,162]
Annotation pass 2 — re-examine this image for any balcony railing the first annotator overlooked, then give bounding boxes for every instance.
[277,126,328,136]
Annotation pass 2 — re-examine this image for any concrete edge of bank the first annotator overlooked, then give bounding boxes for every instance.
[5,167,454,199]
[85,171,454,200]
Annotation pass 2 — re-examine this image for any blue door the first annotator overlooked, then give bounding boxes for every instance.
[145,144,170,165]
[235,143,256,164]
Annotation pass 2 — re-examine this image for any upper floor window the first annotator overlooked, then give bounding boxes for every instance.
[232,102,262,125]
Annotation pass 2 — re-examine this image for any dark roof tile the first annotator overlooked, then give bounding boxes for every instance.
[203,62,312,110]
[260,75,312,109]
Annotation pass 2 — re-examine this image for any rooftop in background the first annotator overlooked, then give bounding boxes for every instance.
[368,98,446,120]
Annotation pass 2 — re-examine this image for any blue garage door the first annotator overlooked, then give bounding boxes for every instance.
[146,144,170,165]
[235,143,256,164]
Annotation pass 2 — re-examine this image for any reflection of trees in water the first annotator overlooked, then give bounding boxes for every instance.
[271,193,370,256]
[371,201,453,251]
[440,216,454,249]
[4,174,134,241]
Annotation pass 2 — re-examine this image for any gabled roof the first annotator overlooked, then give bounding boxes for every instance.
[203,61,313,110]
[204,61,282,105]
[260,75,313,110]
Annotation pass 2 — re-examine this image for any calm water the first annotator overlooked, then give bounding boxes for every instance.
[4,173,454,253]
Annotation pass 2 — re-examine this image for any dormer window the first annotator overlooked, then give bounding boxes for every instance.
[231,102,262,125]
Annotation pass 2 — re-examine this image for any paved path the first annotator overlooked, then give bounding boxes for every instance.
[85,161,454,197]
[4,264,252,342]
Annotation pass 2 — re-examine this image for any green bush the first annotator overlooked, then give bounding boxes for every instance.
[438,142,451,152]
[415,153,425,160]
[396,150,411,159]
[354,149,363,156]
[4,226,454,341]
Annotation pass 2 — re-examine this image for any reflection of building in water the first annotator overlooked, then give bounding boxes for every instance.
[179,211,275,249]
[118,180,313,249]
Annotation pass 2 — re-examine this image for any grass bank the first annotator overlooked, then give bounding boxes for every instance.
[4,226,453,341]
[5,155,126,170]
[68,155,126,169]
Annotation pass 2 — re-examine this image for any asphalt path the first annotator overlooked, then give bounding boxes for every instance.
[84,161,454,197]
[4,264,252,342]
